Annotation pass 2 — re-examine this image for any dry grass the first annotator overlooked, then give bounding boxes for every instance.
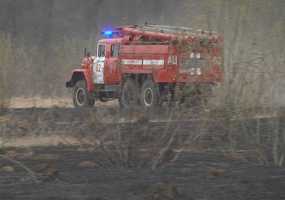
[0,33,12,110]
[0,135,86,148]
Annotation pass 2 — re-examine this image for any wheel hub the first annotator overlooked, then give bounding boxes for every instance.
[144,88,153,106]
[76,88,85,106]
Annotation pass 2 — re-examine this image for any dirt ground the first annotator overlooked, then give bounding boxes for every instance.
[1,146,285,200]
[0,100,285,200]
[8,97,117,109]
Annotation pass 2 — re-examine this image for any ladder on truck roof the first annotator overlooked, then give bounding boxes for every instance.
[136,24,217,36]
[115,24,220,43]
[140,24,193,34]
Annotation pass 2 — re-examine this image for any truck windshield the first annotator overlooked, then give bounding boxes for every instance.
[111,44,120,57]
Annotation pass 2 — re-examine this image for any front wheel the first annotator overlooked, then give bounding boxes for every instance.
[140,79,161,109]
[73,80,95,107]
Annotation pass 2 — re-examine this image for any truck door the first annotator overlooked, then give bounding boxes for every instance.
[93,44,105,84]
[105,43,121,84]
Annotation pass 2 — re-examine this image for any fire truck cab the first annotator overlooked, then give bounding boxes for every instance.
[66,25,224,109]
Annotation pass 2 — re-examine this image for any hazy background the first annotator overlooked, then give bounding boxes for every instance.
[0,0,284,108]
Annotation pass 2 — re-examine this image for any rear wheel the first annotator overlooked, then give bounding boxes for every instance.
[73,80,95,107]
[99,96,109,102]
[140,79,161,109]
[119,78,140,109]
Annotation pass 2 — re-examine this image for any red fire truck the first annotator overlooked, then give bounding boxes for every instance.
[66,24,223,109]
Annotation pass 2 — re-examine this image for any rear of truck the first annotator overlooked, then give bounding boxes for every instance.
[176,32,223,84]
[168,31,224,105]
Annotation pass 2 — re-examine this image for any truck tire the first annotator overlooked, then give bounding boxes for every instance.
[99,97,109,102]
[119,78,139,109]
[73,80,95,107]
[140,79,160,109]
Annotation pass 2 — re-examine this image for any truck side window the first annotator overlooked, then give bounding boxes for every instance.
[111,44,120,57]
[98,44,105,57]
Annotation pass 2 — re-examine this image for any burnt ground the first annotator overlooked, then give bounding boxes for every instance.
[0,107,285,200]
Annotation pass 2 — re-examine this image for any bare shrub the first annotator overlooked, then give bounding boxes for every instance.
[0,33,13,109]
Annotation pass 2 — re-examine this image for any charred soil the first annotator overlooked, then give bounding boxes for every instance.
[0,107,285,200]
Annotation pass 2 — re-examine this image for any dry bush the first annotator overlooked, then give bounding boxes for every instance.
[74,111,181,170]
[0,33,13,110]
[206,1,285,167]
[0,31,97,98]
